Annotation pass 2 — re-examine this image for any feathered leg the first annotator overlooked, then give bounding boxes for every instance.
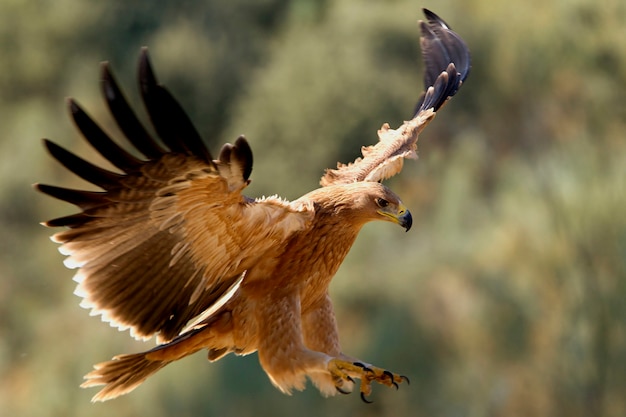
[257,292,408,402]
[301,294,408,402]
[301,293,347,396]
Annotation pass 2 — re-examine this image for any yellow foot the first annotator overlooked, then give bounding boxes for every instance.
[327,358,409,403]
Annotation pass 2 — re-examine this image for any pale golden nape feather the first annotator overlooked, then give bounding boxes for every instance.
[300,182,408,229]
[35,8,469,403]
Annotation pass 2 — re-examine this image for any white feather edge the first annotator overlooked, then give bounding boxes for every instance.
[179,271,246,336]
[71,268,246,342]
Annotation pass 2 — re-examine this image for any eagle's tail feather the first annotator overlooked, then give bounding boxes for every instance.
[81,351,171,402]
[82,324,221,401]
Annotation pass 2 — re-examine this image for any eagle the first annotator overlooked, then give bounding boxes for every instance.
[36,9,470,403]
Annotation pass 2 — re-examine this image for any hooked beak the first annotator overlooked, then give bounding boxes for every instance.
[378,203,413,232]
[397,207,412,232]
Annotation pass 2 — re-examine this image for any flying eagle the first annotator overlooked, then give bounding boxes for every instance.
[36,9,470,402]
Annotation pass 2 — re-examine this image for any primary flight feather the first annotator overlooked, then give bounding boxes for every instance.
[36,9,470,402]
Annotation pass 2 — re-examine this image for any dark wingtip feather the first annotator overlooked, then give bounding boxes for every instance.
[35,183,106,209]
[218,143,232,163]
[422,9,471,84]
[217,136,253,183]
[100,59,165,160]
[100,61,115,101]
[68,98,143,171]
[414,9,471,114]
[233,136,253,181]
[137,48,215,164]
[67,97,80,116]
[419,63,463,112]
[42,139,123,189]
[422,8,450,29]
[138,47,156,98]
[43,213,91,228]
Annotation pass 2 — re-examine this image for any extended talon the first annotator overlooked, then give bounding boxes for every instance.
[360,392,373,404]
[336,386,351,395]
[384,370,399,389]
[330,367,355,395]
[353,362,373,374]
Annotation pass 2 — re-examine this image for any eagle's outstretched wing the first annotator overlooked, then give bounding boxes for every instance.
[320,9,471,187]
[36,49,314,343]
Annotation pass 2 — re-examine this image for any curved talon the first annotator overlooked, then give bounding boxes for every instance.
[346,375,355,384]
[353,362,373,374]
[382,370,399,389]
[336,386,351,395]
[400,375,411,385]
[360,392,373,404]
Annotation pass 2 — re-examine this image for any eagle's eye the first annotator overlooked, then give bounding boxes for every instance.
[375,198,389,208]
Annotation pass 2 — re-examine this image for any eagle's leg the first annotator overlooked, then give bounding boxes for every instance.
[257,291,408,401]
[301,293,354,395]
[301,294,408,401]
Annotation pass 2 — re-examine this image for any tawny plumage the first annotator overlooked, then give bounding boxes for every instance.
[36,9,470,402]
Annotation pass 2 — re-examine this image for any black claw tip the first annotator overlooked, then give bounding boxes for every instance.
[401,375,411,385]
[353,362,373,374]
[346,375,355,384]
[360,392,373,404]
[336,386,350,395]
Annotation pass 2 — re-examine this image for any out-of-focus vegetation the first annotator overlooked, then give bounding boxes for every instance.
[1,0,625,416]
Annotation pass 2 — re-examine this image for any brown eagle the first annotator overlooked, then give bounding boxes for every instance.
[36,9,470,402]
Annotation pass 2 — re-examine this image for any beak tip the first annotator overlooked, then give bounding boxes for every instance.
[401,210,413,232]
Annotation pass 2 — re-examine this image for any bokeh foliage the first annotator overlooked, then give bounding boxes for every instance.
[1,0,625,416]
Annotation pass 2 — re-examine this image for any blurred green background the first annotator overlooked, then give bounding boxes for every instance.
[1,0,625,416]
